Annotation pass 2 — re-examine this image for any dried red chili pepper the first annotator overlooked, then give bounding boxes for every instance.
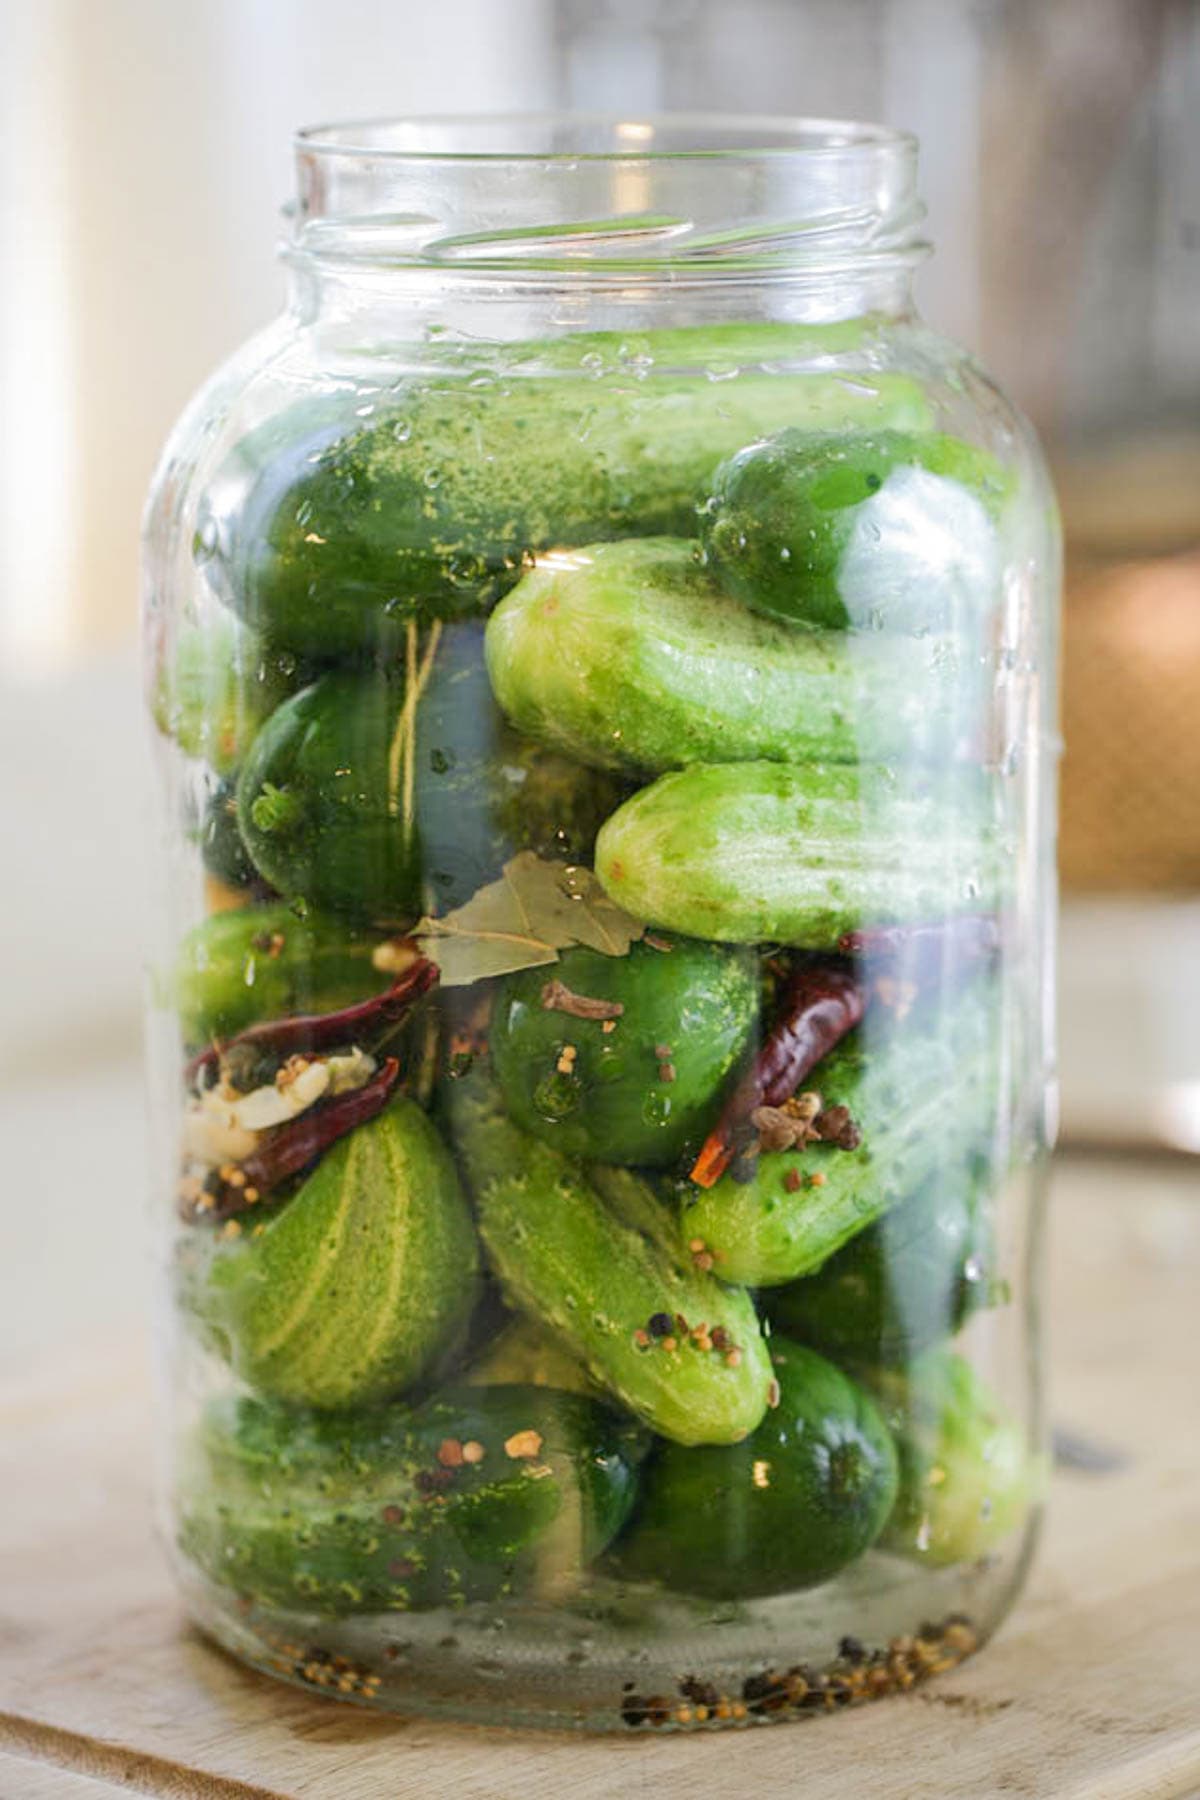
[690,959,867,1189]
[186,956,438,1088]
[201,1056,401,1221]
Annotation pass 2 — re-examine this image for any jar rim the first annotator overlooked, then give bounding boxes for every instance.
[294,111,917,166]
[289,113,925,286]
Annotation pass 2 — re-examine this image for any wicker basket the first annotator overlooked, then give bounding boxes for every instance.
[1060,550,1200,892]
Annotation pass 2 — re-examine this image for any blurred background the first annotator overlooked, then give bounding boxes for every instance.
[2,0,1197,1358]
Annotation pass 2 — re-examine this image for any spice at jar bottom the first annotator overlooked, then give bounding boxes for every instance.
[620,1612,981,1728]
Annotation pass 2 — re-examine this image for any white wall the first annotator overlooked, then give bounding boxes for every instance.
[0,0,557,673]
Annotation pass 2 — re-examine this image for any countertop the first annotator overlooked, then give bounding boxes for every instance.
[1,1151,1198,1799]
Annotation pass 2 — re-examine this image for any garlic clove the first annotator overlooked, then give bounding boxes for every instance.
[233,1060,330,1130]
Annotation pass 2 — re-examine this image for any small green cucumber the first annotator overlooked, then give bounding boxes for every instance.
[174,902,390,1045]
[489,937,760,1167]
[594,761,996,948]
[681,991,998,1287]
[192,1098,480,1408]
[485,538,976,774]
[702,428,1009,633]
[610,1338,898,1598]
[180,1383,643,1613]
[236,665,421,923]
[871,1351,1042,1567]
[236,623,629,923]
[444,1069,772,1446]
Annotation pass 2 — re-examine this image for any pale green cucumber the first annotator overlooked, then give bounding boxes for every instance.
[485,538,975,773]
[681,991,998,1286]
[870,1351,1042,1567]
[193,1098,480,1408]
[445,1071,772,1446]
[595,761,996,948]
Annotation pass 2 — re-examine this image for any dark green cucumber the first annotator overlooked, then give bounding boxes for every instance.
[206,347,931,657]
[485,538,976,774]
[489,937,759,1168]
[407,621,631,910]
[180,1383,644,1613]
[870,1351,1041,1567]
[702,428,1008,633]
[235,664,421,923]
[192,1098,480,1408]
[610,1337,898,1598]
[680,991,998,1287]
[236,622,629,923]
[174,902,390,1045]
[765,1159,993,1364]
[444,1069,773,1446]
[594,761,997,948]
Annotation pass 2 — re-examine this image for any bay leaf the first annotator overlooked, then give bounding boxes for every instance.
[415,851,645,985]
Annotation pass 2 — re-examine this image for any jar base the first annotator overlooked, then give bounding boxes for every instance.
[178,1519,1037,1733]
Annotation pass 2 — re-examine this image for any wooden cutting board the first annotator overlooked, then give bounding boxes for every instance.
[1,1154,1198,1800]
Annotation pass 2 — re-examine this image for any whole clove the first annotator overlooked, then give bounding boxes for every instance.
[690,957,867,1188]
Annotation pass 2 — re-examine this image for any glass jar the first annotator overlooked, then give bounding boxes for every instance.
[143,115,1059,1732]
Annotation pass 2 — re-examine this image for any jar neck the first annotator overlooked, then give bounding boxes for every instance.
[282,114,928,340]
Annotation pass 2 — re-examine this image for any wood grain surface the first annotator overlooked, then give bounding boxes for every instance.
[0,1154,1197,1800]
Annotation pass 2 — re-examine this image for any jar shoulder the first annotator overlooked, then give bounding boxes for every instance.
[142,316,296,567]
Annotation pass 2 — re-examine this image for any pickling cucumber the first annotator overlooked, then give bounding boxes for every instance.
[485,538,976,773]
[208,355,931,657]
[180,1383,644,1613]
[192,1098,480,1408]
[174,902,390,1045]
[236,624,628,922]
[489,937,759,1167]
[680,991,998,1287]
[702,428,1008,633]
[765,1159,993,1364]
[236,665,421,923]
[610,1338,898,1598]
[871,1351,1040,1566]
[594,761,997,948]
[408,622,630,908]
[444,1068,773,1446]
